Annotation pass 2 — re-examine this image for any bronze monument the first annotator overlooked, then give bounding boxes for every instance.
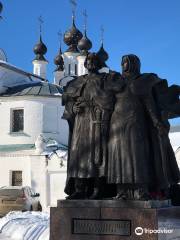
[62,53,180,201]
[50,53,180,240]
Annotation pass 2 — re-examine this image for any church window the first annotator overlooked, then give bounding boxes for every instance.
[68,64,71,75]
[75,64,77,75]
[11,171,22,186]
[11,109,24,132]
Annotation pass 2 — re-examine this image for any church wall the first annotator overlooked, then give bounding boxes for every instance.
[77,55,88,76]
[47,154,67,206]
[0,96,69,146]
[0,152,66,210]
[0,154,31,187]
[29,154,48,210]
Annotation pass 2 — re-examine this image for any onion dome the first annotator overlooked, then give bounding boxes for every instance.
[63,17,83,53]
[33,35,47,61]
[78,30,92,54]
[54,48,64,71]
[97,43,109,66]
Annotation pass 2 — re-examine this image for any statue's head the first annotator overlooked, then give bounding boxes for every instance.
[121,54,141,75]
[84,52,102,73]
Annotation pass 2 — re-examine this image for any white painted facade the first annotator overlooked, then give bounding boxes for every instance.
[0,94,69,210]
[0,149,67,210]
[0,61,70,210]
[0,96,68,146]
[77,55,88,76]
[32,60,48,80]
[54,70,65,86]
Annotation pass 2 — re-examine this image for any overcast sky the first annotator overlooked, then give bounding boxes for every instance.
[0,0,179,124]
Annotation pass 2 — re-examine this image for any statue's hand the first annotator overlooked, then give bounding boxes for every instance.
[73,105,83,114]
[77,97,84,102]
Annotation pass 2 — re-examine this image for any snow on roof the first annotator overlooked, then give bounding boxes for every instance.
[0,211,49,240]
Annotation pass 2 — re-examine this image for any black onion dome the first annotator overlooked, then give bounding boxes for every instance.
[78,31,92,54]
[33,35,47,61]
[63,18,83,52]
[54,48,64,71]
[97,43,109,65]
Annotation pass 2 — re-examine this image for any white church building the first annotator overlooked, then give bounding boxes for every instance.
[0,11,179,211]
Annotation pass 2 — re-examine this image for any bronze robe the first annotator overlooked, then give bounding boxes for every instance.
[108,73,180,190]
[62,73,118,195]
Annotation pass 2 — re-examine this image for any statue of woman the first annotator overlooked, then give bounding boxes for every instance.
[62,53,117,199]
[108,54,180,200]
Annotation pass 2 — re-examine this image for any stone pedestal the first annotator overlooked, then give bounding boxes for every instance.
[50,200,180,240]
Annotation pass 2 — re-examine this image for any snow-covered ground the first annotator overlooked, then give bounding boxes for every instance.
[0,211,49,240]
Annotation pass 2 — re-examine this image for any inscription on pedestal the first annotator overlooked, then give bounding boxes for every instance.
[73,219,131,236]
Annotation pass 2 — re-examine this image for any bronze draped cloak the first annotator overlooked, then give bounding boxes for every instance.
[107,73,180,190]
[62,72,120,195]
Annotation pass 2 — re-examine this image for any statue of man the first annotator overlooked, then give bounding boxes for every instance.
[62,53,118,199]
[108,54,180,200]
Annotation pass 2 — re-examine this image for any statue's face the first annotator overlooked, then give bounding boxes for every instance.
[86,55,99,72]
[121,58,129,73]
[121,55,141,75]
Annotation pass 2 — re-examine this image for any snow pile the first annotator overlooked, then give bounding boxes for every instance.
[0,211,49,240]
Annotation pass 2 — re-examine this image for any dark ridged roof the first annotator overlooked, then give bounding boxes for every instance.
[0,81,63,97]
